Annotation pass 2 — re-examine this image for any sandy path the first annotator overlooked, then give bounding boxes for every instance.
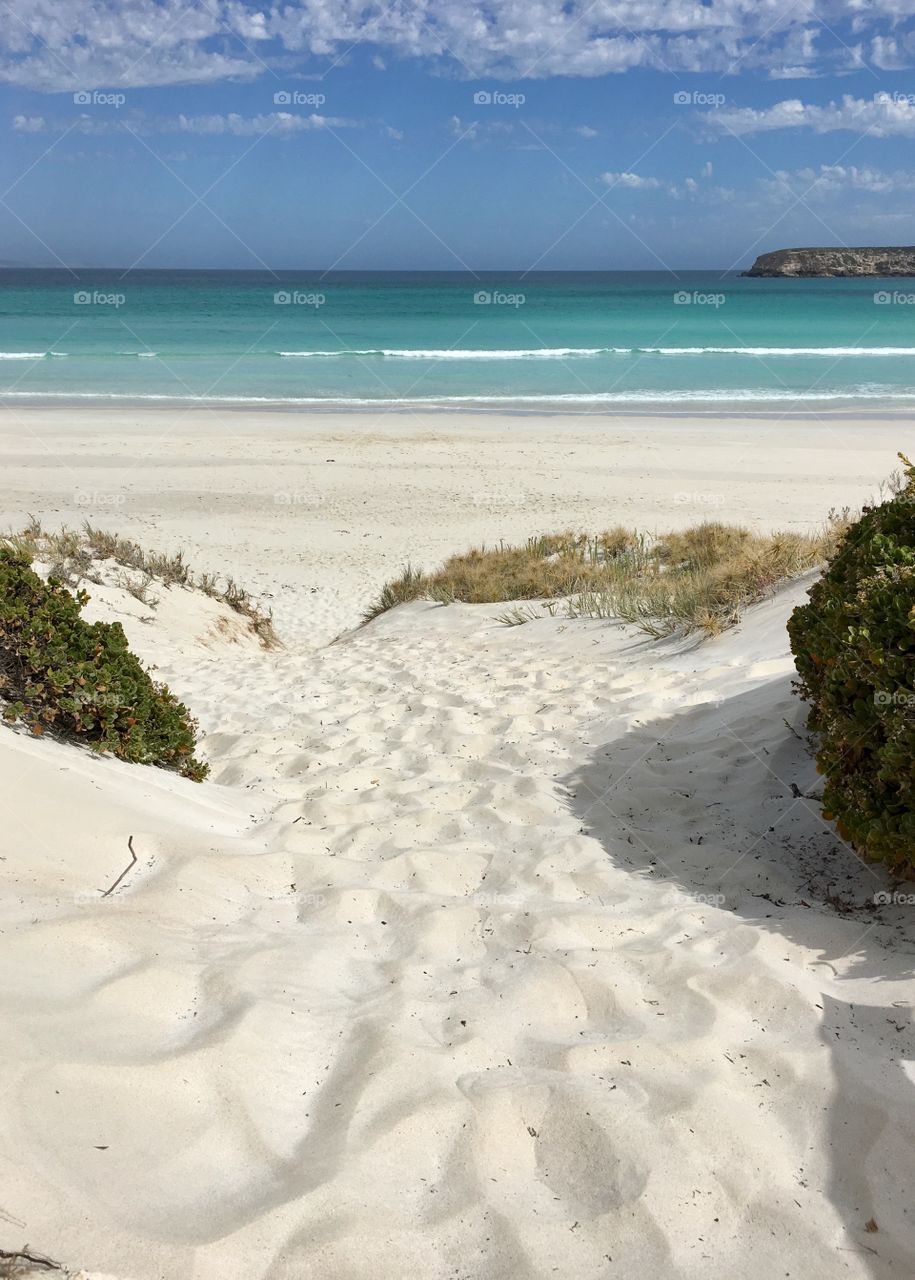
[1,577,914,1279]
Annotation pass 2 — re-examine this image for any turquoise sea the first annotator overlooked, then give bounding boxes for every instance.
[1,269,915,411]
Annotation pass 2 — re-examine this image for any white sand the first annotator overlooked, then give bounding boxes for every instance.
[0,407,911,644]
[0,409,914,1279]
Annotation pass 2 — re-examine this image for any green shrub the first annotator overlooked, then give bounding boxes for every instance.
[788,455,915,869]
[0,549,208,780]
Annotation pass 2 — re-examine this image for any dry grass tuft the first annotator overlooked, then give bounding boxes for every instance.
[364,518,849,637]
[3,521,279,649]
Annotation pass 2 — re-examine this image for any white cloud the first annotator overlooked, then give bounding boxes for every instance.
[601,170,664,189]
[712,93,915,137]
[1,0,914,90]
[600,163,716,197]
[768,66,821,79]
[575,125,598,137]
[762,163,915,197]
[176,111,345,135]
[12,114,46,131]
[10,109,363,136]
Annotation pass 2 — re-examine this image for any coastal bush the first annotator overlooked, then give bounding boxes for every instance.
[365,521,843,636]
[5,520,278,649]
[788,455,915,870]
[0,549,208,780]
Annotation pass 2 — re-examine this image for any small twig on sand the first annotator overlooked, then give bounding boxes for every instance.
[783,717,805,742]
[0,1245,62,1271]
[102,834,138,898]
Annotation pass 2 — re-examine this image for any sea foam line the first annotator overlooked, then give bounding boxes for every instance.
[4,388,915,406]
[276,345,915,359]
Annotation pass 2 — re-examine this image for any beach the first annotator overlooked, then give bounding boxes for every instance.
[0,407,910,643]
[0,406,914,1279]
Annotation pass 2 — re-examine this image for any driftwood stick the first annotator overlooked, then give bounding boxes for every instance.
[0,1245,62,1270]
[102,834,138,898]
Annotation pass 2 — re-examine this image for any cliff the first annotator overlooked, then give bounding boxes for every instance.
[743,247,915,277]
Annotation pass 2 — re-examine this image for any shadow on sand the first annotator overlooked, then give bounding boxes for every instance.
[564,674,915,1276]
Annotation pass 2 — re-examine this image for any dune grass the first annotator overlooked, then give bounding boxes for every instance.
[364,519,852,637]
[3,520,279,649]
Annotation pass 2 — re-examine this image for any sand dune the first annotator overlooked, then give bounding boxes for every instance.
[1,550,913,1278]
[2,410,914,1276]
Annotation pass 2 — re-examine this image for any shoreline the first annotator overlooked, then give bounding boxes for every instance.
[3,396,915,419]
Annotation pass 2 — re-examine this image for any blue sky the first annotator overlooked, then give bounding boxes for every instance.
[3,1,915,270]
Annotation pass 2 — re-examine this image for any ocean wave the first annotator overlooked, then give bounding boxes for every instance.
[643,346,915,357]
[277,347,610,359]
[4,387,915,407]
[277,345,915,360]
[8,345,915,363]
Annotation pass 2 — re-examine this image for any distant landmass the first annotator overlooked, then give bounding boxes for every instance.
[744,247,915,277]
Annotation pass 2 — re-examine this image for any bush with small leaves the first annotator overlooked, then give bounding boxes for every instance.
[0,549,208,780]
[788,455,915,870]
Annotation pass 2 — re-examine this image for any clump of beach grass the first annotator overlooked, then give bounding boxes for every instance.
[364,518,851,638]
[3,520,279,649]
